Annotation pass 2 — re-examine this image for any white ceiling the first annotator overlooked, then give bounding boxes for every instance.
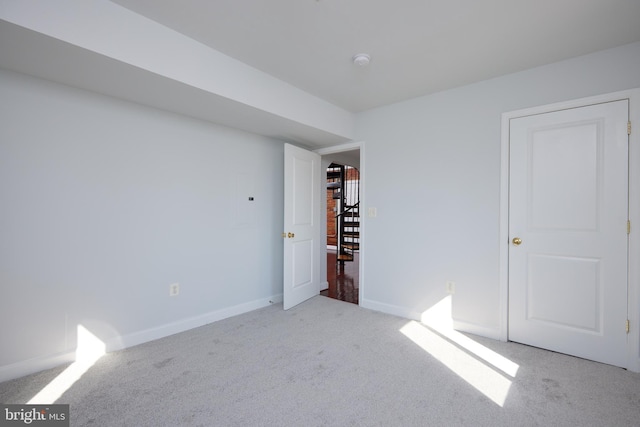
[110,0,640,113]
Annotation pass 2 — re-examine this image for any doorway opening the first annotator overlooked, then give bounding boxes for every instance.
[316,143,363,306]
[322,162,360,304]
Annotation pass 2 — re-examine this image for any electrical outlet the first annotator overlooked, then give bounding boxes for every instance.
[445,281,456,294]
[169,283,180,296]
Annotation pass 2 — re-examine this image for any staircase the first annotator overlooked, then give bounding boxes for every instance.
[327,163,360,265]
[338,202,360,263]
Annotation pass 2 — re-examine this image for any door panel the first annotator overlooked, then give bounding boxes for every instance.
[527,254,600,332]
[293,239,313,288]
[509,100,628,367]
[293,157,314,225]
[529,122,600,231]
[283,144,320,310]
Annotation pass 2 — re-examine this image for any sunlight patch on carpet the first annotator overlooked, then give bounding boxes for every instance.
[420,296,519,378]
[400,296,518,406]
[27,325,105,404]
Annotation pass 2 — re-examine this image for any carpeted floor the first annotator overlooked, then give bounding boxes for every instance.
[1,296,639,426]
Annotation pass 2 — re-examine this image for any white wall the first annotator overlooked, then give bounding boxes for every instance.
[356,41,640,336]
[0,69,284,381]
[3,40,640,382]
[0,0,355,145]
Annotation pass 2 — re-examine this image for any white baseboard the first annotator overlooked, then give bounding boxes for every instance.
[320,281,329,291]
[0,351,75,383]
[359,298,422,321]
[106,294,283,352]
[0,294,283,383]
[452,319,502,341]
[360,298,502,342]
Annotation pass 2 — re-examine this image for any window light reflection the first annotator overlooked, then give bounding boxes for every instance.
[400,296,518,407]
[27,325,105,404]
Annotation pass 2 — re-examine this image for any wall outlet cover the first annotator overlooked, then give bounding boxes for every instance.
[445,281,456,294]
[170,283,180,296]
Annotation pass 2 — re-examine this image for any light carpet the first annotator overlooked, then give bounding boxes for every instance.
[1,296,639,426]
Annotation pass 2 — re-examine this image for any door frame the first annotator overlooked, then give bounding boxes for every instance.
[499,89,640,372]
[315,141,365,306]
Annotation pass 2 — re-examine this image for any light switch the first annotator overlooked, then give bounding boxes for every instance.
[368,207,377,218]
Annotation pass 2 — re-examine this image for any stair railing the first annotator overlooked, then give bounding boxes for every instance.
[336,201,360,264]
[327,164,359,265]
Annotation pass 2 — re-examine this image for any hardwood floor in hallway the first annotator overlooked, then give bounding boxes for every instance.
[321,250,359,304]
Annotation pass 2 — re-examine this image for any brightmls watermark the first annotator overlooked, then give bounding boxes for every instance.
[1,405,69,426]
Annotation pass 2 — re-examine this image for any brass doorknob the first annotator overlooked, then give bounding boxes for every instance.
[288,232,295,238]
[512,237,522,246]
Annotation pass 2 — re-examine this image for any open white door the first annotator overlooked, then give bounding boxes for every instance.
[283,144,321,310]
[508,100,629,367]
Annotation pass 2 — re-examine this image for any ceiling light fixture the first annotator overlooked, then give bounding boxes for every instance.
[352,53,371,67]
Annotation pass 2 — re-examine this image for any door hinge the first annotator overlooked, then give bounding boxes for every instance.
[627,220,631,235]
[629,121,632,135]
[626,319,630,334]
